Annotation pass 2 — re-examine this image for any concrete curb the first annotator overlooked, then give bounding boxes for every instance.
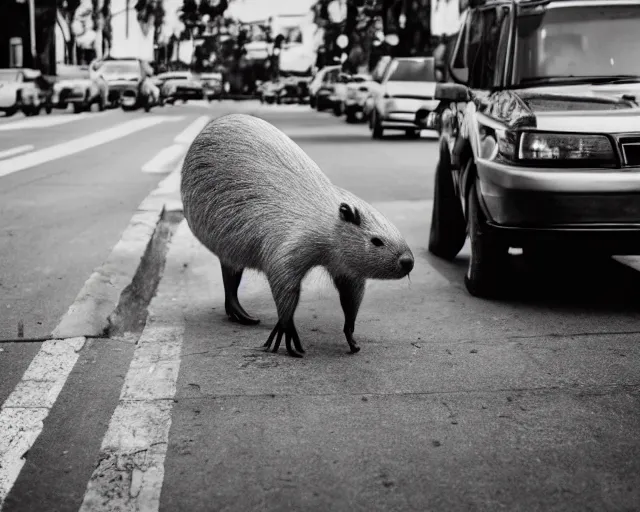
[51,167,184,340]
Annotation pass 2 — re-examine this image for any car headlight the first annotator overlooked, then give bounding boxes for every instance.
[494,130,616,167]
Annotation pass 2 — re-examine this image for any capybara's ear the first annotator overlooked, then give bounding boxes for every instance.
[339,203,361,226]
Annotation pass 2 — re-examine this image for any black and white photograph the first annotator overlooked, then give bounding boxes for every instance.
[1,0,640,510]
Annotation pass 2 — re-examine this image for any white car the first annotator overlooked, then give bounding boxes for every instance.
[0,68,52,117]
[343,74,373,123]
[369,57,440,139]
[362,56,392,122]
[329,72,352,116]
[308,65,340,109]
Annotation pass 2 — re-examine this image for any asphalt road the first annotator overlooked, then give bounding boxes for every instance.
[1,101,640,511]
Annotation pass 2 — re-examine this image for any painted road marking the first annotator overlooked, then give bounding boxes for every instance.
[141,143,186,174]
[0,113,92,131]
[174,115,210,144]
[0,145,34,160]
[0,164,184,508]
[142,116,211,174]
[0,116,184,178]
[79,217,191,512]
[0,337,86,506]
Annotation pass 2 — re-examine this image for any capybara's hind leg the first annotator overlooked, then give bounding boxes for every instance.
[221,264,260,325]
[263,278,304,357]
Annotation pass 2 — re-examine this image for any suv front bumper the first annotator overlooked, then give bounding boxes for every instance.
[476,157,640,252]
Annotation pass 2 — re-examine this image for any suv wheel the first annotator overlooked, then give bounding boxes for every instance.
[333,102,343,116]
[372,111,384,139]
[428,147,466,260]
[464,179,508,298]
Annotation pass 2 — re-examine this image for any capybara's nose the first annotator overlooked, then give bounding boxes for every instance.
[399,253,414,273]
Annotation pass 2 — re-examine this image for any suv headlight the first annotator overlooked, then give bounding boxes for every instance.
[495,130,616,167]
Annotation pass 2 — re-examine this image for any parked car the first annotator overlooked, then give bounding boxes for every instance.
[0,68,53,117]
[343,74,373,123]
[94,57,159,111]
[276,74,310,104]
[260,79,282,104]
[329,72,352,116]
[369,56,439,139]
[155,71,205,104]
[362,56,392,122]
[426,0,640,298]
[309,65,340,110]
[52,64,109,113]
[199,72,223,100]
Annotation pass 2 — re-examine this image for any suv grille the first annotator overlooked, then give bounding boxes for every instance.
[620,137,640,166]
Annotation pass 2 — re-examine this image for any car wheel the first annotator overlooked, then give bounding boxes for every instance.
[144,96,152,112]
[428,145,467,260]
[464,178,508,298]
[73,103,85,114]
[98,95,106,111]
[333,102,343,116]
[345,108,357,123]
[406,129,420,139]
[45,102,53,114]
[372,111,384,139]
[309,96,316,108]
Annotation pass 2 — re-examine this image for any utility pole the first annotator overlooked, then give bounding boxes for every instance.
[28,0,37,67]
[126,0,130,38]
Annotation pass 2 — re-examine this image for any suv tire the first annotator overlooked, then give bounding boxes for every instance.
[464,179,508,298]
[372,111,384,139]
[428,147,466,260]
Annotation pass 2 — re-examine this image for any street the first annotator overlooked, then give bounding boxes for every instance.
[1,101,640,511]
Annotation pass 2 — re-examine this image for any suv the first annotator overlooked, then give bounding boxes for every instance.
[424,0,640,297]
[369,56,439,139]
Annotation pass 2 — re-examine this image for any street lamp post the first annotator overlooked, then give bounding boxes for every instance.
[125,0,130,38]
[28,0,37,66]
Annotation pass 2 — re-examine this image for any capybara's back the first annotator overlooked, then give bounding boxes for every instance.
[181,113,337,272]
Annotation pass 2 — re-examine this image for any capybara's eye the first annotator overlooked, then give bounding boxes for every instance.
[371,237,384,247]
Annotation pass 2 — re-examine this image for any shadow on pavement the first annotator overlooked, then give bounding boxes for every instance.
[425,249,640,312]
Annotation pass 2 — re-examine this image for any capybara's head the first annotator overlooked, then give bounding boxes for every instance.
[333,195,414,280]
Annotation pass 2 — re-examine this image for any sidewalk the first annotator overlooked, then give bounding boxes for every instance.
[74,179,640,511]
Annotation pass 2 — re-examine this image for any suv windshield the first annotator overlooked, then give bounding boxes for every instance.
[387,59,435,82]
[513,4,640,86]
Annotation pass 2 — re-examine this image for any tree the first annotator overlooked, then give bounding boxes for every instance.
[314,0,434,71]
[57,0,82,63]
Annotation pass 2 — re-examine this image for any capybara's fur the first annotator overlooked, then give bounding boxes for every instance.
[181,113,414,357]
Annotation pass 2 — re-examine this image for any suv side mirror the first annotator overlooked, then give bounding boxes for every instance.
[434,82,470,102]
[449,65,468,85]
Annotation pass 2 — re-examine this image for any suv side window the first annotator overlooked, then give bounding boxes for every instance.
[467,6,511,89]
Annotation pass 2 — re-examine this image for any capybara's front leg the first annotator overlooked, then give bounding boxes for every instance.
[334,276,366,354]
[221,263,260,325]
[264,277,304,357]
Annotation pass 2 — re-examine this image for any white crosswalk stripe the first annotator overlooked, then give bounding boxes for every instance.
[0,115,185,178]
[0,145,34,160]
[140,116,209,174]
[0,112,98,131]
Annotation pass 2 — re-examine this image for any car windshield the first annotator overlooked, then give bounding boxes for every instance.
[513,4,640,86]
[0,70,20,82]
[100,61,140,75]
[387,59,435,82]
[58,66,90,79]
